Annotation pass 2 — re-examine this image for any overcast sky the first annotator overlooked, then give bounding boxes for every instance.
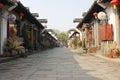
[19,0,94,31]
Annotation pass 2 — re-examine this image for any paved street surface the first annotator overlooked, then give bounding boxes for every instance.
[0,48,120,80]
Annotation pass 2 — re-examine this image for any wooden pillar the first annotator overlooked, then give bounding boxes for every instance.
[114,9,120,47]
[94,19,99,47]
[81,29,84,48]
[0,8,9,54]
[31,25,34,50]
[35,29,38,49]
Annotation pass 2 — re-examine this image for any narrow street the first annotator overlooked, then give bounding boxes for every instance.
[0,48,120,80]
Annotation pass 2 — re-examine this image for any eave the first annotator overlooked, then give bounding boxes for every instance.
[100,0,111,3]
[14,2,44,29]
[77,1,105,28]
[0,0,14,6]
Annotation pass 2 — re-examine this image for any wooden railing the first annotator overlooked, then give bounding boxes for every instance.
[100,41,114,55]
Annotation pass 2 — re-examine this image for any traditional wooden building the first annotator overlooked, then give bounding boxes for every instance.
[0,0,57,55]
[68,29,81,49]
[77,0,120,55]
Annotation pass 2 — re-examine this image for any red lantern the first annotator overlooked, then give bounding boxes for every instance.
[110,0,119,9]
[30,35,35,41]
[93,12,98,19]
[0,3,3,8]
[19,13,24,16]
[19,13,24,19]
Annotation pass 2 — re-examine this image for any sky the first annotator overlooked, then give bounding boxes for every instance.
[19,0,94,32]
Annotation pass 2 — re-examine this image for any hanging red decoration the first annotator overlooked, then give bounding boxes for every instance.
[19,13,24,16]
[110,0,119,9]
[30,35,35,41]
[0,3,3,8]
[93,12,98,19]
[19,13,24,19]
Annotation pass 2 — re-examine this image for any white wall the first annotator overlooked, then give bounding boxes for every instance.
[106,6,120,46]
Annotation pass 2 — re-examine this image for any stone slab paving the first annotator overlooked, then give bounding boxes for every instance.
[0,48,120,80]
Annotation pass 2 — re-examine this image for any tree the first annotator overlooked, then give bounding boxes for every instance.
[52,29,68,46]
[72,37,77,49]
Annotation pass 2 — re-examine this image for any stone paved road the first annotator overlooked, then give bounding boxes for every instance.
[0,48,120,80]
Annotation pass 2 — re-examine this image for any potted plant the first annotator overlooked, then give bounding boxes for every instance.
[4,36,26,57]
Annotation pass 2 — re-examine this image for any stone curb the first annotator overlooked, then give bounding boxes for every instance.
[88,53,120,64]
[0,57,19,64]
[73,49,120,64]
[0,50,42,64]
[89,53,120,64]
